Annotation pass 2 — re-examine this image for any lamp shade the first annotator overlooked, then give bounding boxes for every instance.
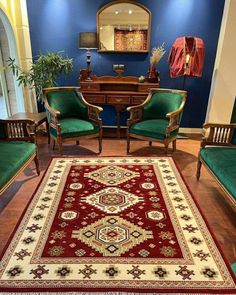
[79,32,97,49]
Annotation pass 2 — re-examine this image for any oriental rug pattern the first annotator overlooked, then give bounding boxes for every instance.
[114,29,147,51]
[0,157,235,294]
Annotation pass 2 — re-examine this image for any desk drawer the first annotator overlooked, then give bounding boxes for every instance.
[107,95,130,104]
[81,83,100,91]
[84,94,105,104]
[138,84,159,92]
[131,95,147,105]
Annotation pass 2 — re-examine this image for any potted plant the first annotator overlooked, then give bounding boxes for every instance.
[148,43,165,83]
[8,51,73,111]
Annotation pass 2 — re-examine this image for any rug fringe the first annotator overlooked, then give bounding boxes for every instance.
[0,293,230,295]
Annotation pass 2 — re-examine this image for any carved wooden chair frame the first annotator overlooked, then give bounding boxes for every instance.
[43,87,103,155]
[126,88,187,153]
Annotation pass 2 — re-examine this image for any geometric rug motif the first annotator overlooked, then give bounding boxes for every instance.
[84,165,140,186]
[0,157,235,294]
[81,187,143,213]
[71,215,153,256]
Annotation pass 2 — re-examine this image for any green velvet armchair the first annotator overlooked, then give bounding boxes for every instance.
[43,87,103,155]
[127,88,187,153]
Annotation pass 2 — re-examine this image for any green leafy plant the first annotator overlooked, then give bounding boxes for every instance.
[8,51,73,101]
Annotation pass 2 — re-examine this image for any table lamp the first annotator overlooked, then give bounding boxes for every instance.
[79,32,97,81]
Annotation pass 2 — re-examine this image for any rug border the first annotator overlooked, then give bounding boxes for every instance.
[0,286,235,294]
[171,157,236,284]
[0,156,55,261]
[0,156,235,294]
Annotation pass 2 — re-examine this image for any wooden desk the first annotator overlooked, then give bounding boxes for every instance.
[7,112,49,143]
[79,70,159,138]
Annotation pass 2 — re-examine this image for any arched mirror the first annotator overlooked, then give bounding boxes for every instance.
[97,1,151,53]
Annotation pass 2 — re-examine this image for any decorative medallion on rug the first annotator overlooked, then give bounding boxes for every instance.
[0,157,235,294]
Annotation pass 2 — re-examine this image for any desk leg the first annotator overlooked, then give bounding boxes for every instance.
[116,109,121,139]
[114,106,124,139]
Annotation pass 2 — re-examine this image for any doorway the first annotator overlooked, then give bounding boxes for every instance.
[0,82,8,118]
[0,43,10,118]
[0,9,25,117]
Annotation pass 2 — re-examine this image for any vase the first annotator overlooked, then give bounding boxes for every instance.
[147,65,160,83]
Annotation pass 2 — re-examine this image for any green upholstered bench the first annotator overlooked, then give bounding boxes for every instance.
[0,119,40,195]
[196,123,236,211]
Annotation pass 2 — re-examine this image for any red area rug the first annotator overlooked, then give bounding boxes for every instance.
[0,157,235,294]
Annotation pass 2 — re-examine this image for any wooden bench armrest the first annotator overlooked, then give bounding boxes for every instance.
[201,123,236,147]
[0,119,37,143]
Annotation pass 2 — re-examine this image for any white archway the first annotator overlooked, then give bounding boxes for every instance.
[0,8,25,114]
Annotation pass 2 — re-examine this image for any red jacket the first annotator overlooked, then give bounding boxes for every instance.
[168,36,205,78]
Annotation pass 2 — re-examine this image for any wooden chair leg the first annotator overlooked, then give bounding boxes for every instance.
[196,159,202,180]
[52,140,56,150]
[46,122,50,144]
[58,137,63,155]
[149,141,152,146]
[164,142,169,155]
[98,132,102,154]
[34,155,40,175]
[127,133,130,153]
[172,139,176,152]
[58,143,63,155]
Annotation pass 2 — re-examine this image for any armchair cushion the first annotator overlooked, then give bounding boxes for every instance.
[142,92,183,120]
[47,90,88,119]
[200,147,236,199]
[130,119,178,140]
[0,141,36,190]
[50,118,99,138]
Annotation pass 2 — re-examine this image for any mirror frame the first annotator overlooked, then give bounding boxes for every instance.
[97,0,151,53]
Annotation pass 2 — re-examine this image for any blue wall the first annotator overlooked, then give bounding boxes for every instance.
[26,0,225,128]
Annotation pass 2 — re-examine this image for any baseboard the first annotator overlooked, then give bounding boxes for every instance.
[179,127,202,134]
[103,126,202,134]
[102,126,202,139]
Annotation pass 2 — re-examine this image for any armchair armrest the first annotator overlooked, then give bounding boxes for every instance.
[0,119,37,144]
[43,98,62,137]
[80,94,103,126]
[127,105,143,126]
[166,109,182,132]
[201,123,236,148]
[88,105,103,126]
[127,92,151,126]
[166,100,186,133]
[44,99,60,120]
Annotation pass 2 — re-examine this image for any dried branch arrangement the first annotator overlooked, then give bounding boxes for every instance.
[150,43,166,65]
